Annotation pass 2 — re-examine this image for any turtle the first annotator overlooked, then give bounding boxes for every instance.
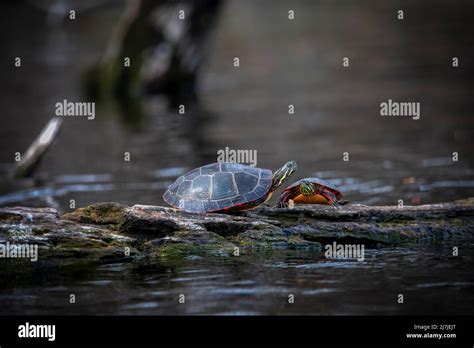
[276,178,343,208]
[163,161,297,213]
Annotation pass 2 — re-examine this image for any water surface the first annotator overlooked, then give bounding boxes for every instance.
[1,243,473,315]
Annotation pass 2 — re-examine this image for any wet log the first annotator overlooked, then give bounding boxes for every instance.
[0,198,473,272]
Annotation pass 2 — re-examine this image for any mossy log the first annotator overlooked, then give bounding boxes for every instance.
[0,198,473,271]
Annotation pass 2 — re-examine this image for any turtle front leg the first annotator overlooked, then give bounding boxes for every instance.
[275,202,287,208]
[319,190,340,208]
[275,189,296,208]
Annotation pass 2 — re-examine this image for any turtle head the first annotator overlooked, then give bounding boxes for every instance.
[300,180,316,196]
[270,161,297,192]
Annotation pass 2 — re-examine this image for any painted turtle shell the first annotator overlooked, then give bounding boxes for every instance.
[284,178,342,200]
[163,162,273,213]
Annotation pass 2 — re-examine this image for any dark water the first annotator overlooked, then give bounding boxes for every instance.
[1,243,473,315]
[0,0,473,315]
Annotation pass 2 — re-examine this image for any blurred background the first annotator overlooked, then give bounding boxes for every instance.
[1,0,473,212]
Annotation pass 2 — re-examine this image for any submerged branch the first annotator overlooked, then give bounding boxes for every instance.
[14,118,63,178]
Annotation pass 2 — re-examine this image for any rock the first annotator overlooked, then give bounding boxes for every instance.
[0,198,473,271]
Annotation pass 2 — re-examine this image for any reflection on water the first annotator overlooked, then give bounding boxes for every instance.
[1,243,473,315]
[0,0,473,315]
